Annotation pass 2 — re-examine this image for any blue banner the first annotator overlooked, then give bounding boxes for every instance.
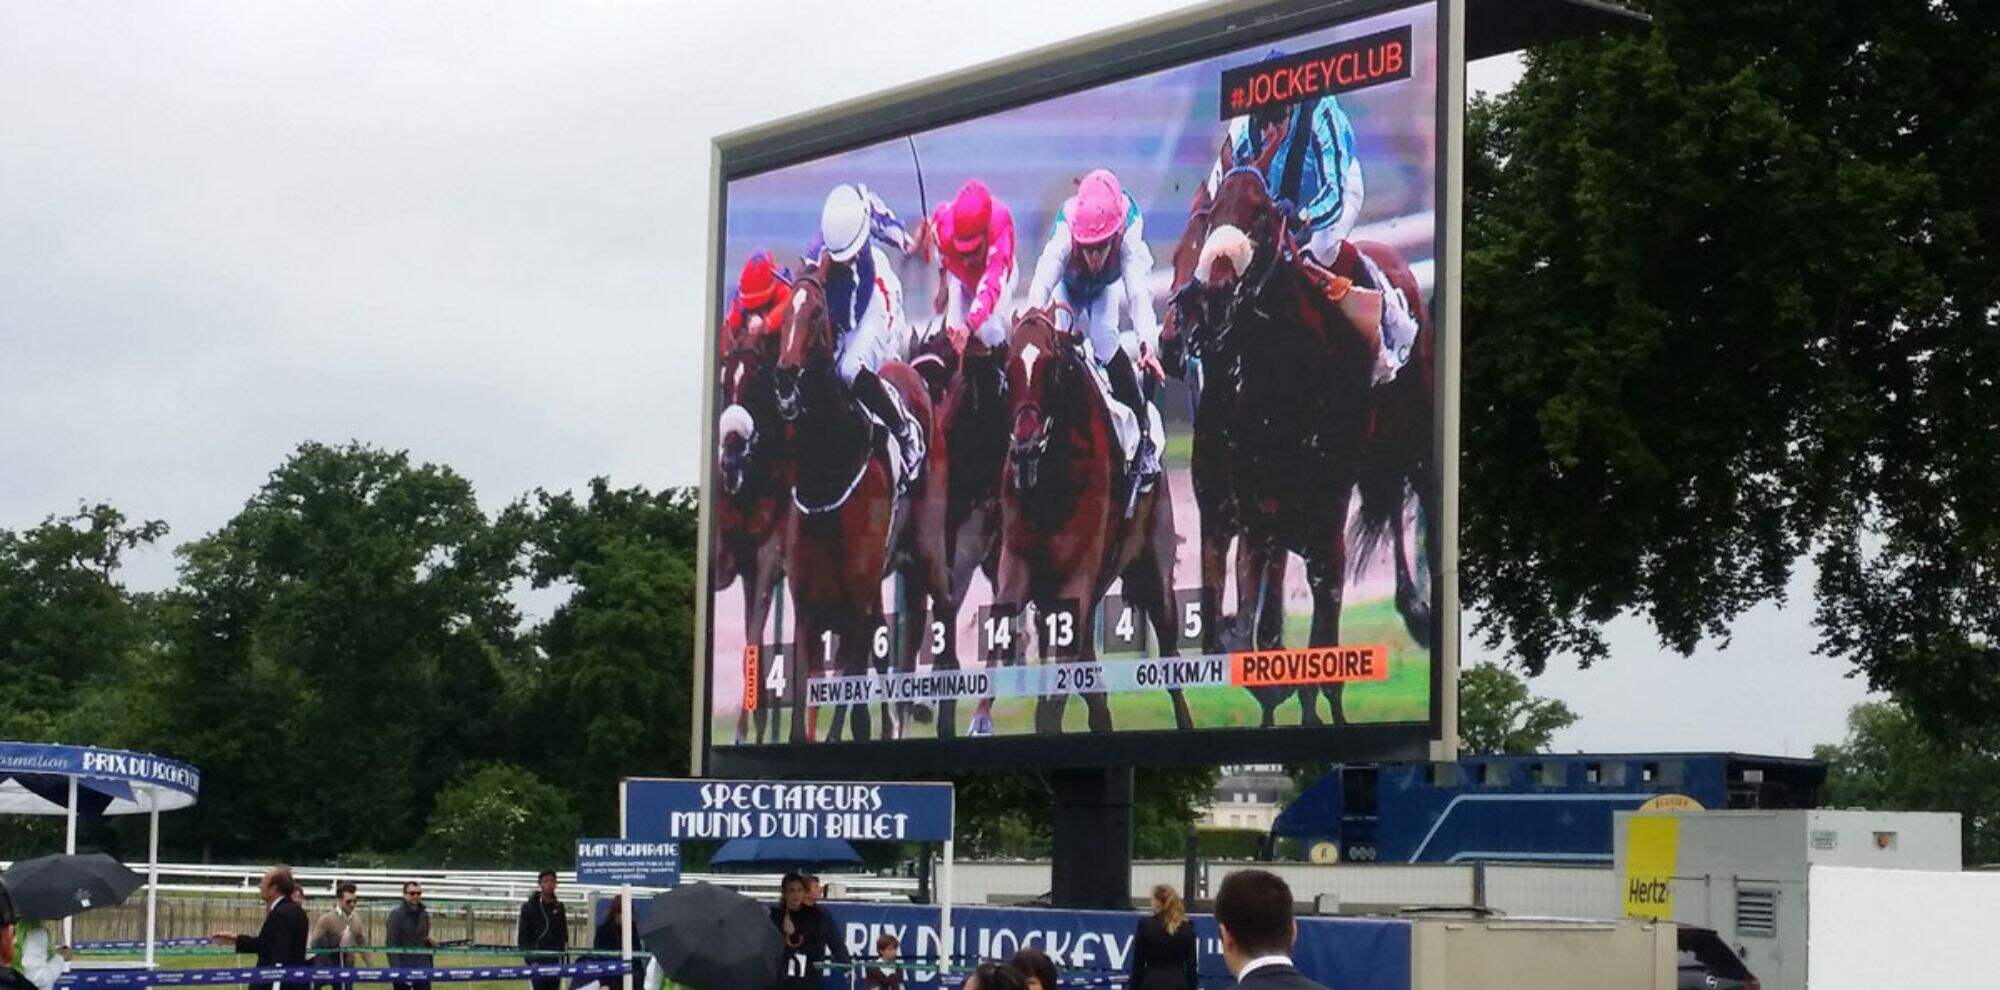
[576,837,682,886]
[0,742,200,803]
[60,960,631,988]
[817,901,1409,990]
[622,779,954,842]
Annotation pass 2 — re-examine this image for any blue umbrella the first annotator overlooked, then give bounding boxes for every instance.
[708,837,862,873]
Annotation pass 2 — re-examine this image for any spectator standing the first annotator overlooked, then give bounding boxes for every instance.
[1009,948,1058,990]
[385,882,435,990]
[311,882,369,990]
[573,895,626,990]
[0,880,40,990]
[211,867,311,990]
[863,933,902,990]
[12,913,73,990]
[771,872,847,990]
[962,963,1026,990]
[1131,883,1199,990]
[1214,870,1323,990]
[517,871,569,990]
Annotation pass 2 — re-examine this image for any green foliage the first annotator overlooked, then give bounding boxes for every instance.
[1456,663,1579,755]
[1816,699,2000,866]
[955,767,1220,860]
[147,442,523,861]
[1193,828,1267,861]
[0,504,166,743]
[1133,767,1224,859]
[506,481,699,835]
[419,763,581,870]
[1464,0,2000,742]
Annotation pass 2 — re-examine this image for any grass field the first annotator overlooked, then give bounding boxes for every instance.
[712,595,1429,744]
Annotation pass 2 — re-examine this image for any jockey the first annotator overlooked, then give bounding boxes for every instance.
[1207,85,1419,384]
[721,250,792,353]
[922,179,1016,354]
[1026,167,1163,492]
[806,182,925,481]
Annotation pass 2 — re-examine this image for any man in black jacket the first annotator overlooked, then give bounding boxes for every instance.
[1214,870,1325,990]
[386,881,436,990]
[517,870,569,990]
[1,880,40,990]
[212,867,312,990]
[772,872,848,990]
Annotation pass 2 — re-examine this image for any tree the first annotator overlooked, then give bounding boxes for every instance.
[1463,0,2000,742]
[1456,663,1578,755]
[149,442,524,861]
[506,481,699,835]
[1816,700,2000,866]
[0,504,166,743]
[951,766,1220,860]
[420,763,581,870]
[0,504,166,854]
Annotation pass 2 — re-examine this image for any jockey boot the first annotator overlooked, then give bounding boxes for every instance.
[1302,247,1419,386]
[1106,349,1158,517]
[854,367,925,486]
[1356,250,1418,385]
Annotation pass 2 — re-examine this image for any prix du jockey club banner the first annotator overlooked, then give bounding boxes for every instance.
[702,0,1444,763]
[821,902,1410,990]
[0,742,201,799]
[622,779,954,842]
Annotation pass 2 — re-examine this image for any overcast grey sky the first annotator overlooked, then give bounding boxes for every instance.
[0,1,1874,756]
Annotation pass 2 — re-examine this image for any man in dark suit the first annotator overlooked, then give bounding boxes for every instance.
[213,867,312,990]
[1215,869,1326,990]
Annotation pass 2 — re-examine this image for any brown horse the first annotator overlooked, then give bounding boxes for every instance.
[715,341,791,745]
[992,307,1190,735]
[1167,167,1433,726]
[911,330,1013,738]
[773,268,953,743]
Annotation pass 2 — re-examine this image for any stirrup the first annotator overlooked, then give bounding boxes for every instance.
[897,424,926,486]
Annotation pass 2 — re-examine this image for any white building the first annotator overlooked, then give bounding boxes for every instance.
[1202,764,1292,831]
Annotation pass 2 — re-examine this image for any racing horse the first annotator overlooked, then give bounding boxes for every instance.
[907,328,1012,737]
[992,306,1191,735]
[1166,167,1434,726]
[773,267,953,743]
[714,340,791,745]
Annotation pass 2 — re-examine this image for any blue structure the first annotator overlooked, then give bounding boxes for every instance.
[1271,752,1825,864]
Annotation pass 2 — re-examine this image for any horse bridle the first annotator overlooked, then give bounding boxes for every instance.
[1008,315,1068,488]
[774,273,834,421]
[1174,172,1293,358]
[719,345,767,491]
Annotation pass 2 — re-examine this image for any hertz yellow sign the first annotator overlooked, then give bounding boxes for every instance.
[1624,815,1681,920]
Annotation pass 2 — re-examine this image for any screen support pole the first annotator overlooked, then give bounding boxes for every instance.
[938,839,955,977]
[1049,767,1133,909]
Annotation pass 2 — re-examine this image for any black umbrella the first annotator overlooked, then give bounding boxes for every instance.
[637,882,781,990]
[1,853,142,920]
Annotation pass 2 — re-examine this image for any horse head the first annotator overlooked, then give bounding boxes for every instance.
[716,345,767,496]
[908,321,960,407]
[1004,306,1070,493]
[774,271,835,422]
[1178,167,1292,354]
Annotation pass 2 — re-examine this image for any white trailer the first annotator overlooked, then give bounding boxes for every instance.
[1613,808,1960,990]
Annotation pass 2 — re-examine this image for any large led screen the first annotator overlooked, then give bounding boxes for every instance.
[703,0,1446,770]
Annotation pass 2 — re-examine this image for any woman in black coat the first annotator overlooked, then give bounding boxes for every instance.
[1130,884,1198,990]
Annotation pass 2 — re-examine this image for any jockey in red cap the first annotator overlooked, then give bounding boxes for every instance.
[722,251,793,353]
[923,179,1017,354]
